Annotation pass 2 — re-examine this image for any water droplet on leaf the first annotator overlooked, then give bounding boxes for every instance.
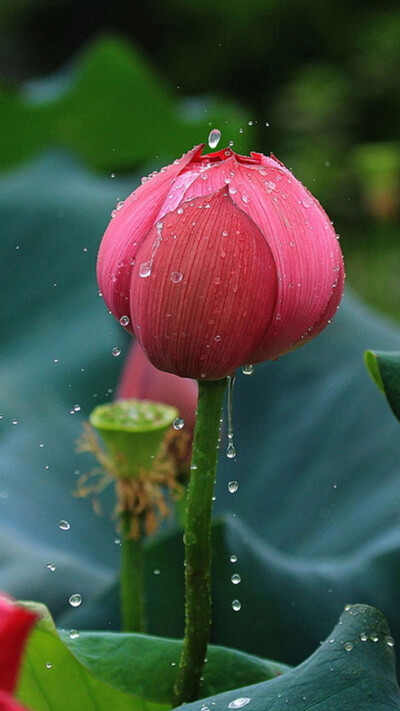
[58,520,70,531]
[112,347,121,357]
[46,563,56,572]
[69,630,80,639]
[228,698,250,709]
[232,599,241,612]
[120,315,130,327]
[231,574,241,585]
[242,364,254,376]
[228,481,239,493]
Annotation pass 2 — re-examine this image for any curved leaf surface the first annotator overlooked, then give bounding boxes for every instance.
[175,605,400,711]
[365,350,400,422]
[16,603,164,711]
[0,35,248,173]
[61,629,287,703]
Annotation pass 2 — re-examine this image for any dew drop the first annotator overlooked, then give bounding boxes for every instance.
[231,574,241,585]
[171,271,183,283]
[360,632,368,642]
[232,599,241,612]
[228,481,239,493]
[69,630,80,639]
[241,194,249,204]
[370,633,379,643]
[120,315,130,327]
[58,520,70,531]
[386,636,395,647]
[173,417,185,430]
[208,128,222,149]
[214,335,222,342]
[139,262,152,278]
[228,698,250,709]
[344,642,353,652]
[177,207,184,215]
[112,347,121,357]
[230,555,237,563]
[46,563,56,572]
[45,662,52,669]
[241,364,254,376]
[68,594,82,608]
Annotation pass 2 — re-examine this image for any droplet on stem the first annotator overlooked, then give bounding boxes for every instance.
[226,375,236,459]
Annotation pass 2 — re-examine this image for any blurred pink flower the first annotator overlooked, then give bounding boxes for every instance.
[0,595,37,711]
[117,340,197,431]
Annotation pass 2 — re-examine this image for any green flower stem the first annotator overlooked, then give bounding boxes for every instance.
[120,510,146,633]
[173,377,227,705]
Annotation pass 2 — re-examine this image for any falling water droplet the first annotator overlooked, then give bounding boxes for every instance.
[58,520,70,531]
[173,417,185,430]
[232,599,241,612]
[120,315,130,327]
[208,129,222,149]
[228,481,239,493]
[46,563,56,572]
[171,271,183,283]
[69,630,80,639]
[241,364,254,376]
[112,347,121,357]
[68,594,82,608]
[231,574,241,585]
[226,375,236,459]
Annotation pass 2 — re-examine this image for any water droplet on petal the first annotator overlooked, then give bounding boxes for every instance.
[232,599,241,612]
[58,520,70,531]
[139,262,152,278]
[120,315,130,327]
[228,481,239,493]
[208,129,222,149]
[68,594,82,608]
[231,574,241,585]
[173,417,185,430]
[171,271,183,283]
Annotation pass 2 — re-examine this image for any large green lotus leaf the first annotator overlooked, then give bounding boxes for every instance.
[2,153,400,676]
[0,34,249,173]
[365,350,400,422]
[16,603,165,711]
[176,605,400,711]
[60,628,288,703]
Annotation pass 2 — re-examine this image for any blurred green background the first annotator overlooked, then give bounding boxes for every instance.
[1,0,399,318]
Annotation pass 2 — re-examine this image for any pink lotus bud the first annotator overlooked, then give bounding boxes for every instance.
[98,145,344,380]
